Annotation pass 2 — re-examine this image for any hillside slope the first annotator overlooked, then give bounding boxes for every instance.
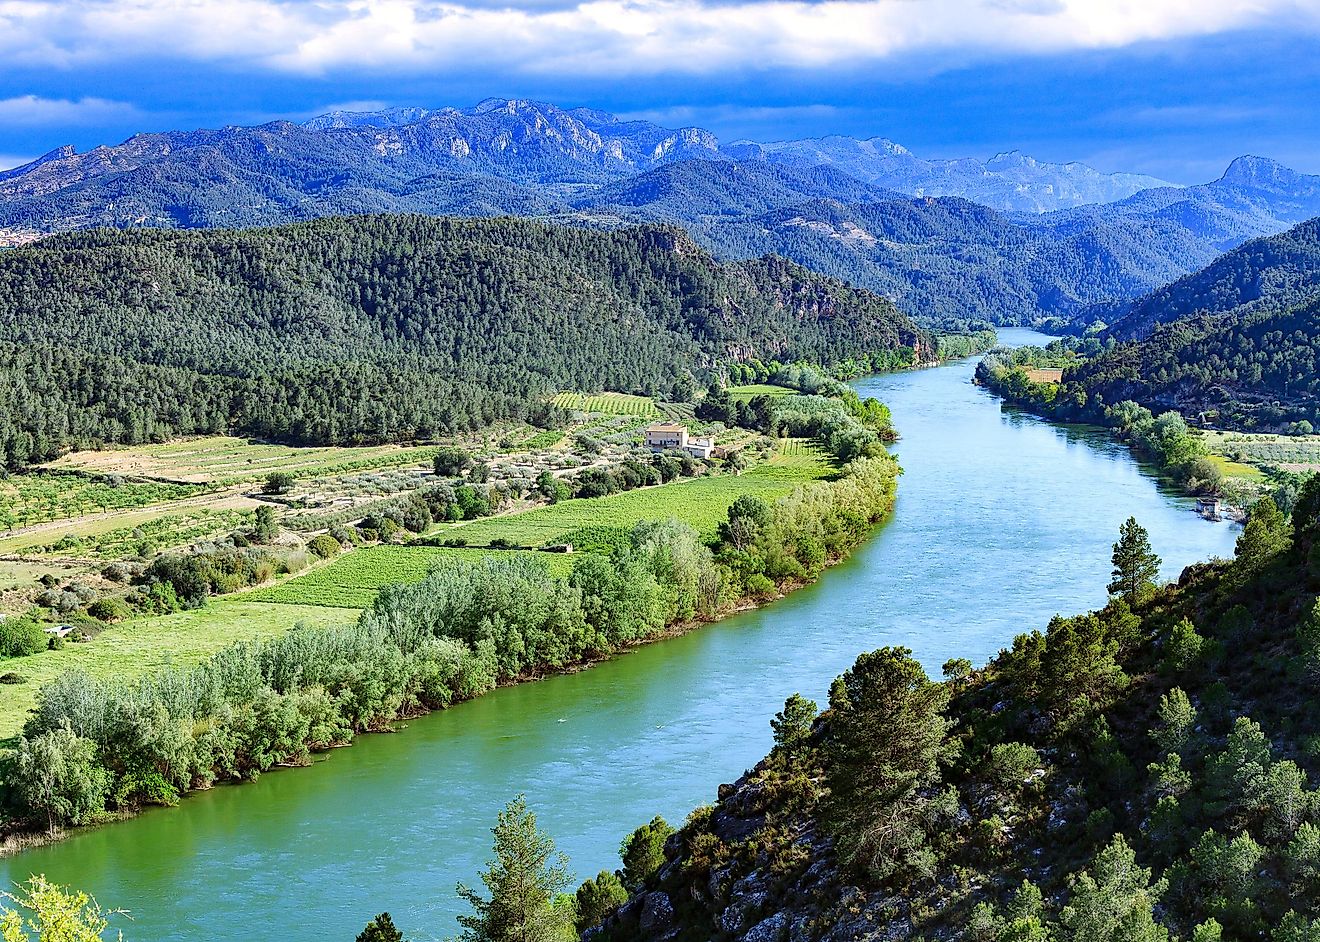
[591,494,1320,941]
[1091,216,1320,340]
[0,214,930,466]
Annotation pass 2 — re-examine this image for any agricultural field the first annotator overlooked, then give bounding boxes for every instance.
[553,391,659,417]
[1204,431,1320,474]
[727,383,795,401]
[48,436,438,486]
[0,473,203,530]
[249,545,576,608]
[0,600,354,740]
[25,508,252,560]
[431,441,832,547]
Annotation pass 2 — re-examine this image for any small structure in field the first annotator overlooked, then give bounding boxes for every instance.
[643,422,715,459]
[44,625,74,639]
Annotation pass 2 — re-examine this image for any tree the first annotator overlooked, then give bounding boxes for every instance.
[434,446,473,477]
[618,816,674,892]
[0,875,122,942]
[1152,687,1196,754]
[574,871,627,932]
[1108,517,1161,601]
[1234,496,1290,574]
[718,494,772,551]
[823,647,954,882]
[8,725,110,832]
[356,913,404,942]
[456,795,575,942]
[263,471,295,495]
[253,505,279,544]
[770,693,817,753]
[1058,834,1169,942]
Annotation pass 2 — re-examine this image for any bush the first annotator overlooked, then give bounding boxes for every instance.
[86,597,130,623]
[0,671,27,684]
[0,616,49,658]
[307,534,342,559]
[434,446,472,477]
[263,471,295,495]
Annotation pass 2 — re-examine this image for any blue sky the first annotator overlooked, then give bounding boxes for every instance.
[1,0,1317,184]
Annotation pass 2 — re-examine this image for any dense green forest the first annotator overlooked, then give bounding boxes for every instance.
[0,214,930,467]
[1064,298,1320,432]
[1081,216,1320,340]
[590,492,1320,941]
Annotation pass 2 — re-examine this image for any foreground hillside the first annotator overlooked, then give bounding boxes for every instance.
[0,214,930,467]
[592,495,1320,941]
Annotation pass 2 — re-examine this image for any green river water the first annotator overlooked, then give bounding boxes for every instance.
[0,329,1241,940]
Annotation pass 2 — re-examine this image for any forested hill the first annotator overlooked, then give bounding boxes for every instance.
[0,214,930,467]
[1088,216,1320,340]
[591,492,1320,941]
[1060,296,1320,432]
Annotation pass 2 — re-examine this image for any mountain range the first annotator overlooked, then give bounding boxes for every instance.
[4,98,1320,326]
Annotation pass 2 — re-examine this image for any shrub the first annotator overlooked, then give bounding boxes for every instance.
[0,671,27,684]
[263,471,295,495]
[307,534,342,559]
[86,598,130,623]
[0,616,49,657]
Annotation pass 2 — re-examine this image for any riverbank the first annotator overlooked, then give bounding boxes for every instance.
[975,348,1236,507]
[0,454,899,851]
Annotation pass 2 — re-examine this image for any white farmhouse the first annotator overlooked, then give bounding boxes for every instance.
[643,422,715,459]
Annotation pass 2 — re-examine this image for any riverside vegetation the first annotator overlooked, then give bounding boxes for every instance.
[0,449,898,837]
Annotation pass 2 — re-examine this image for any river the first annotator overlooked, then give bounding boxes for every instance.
[0,328,1239,940]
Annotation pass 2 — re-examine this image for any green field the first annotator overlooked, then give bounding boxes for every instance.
[434,444,832,547]
[249,545,576,608]
[0,600,354,740]
[0,473,204,530]
[552,391,659,417]
[727,383,795,401]
[24,508,251,559]
[1204,431,1320,473]
[48,436,437,485]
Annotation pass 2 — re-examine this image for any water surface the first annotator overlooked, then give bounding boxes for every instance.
[1,328,1238,940]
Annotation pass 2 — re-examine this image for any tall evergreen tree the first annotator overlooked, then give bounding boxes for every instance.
[356,913,404,942]
[456,795,575,942]
[823,647,954,882]
[1108,517,1161,601]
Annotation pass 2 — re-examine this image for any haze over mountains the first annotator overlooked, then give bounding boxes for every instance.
[4,97,1320,326]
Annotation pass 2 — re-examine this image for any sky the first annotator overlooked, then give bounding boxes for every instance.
[1,0,1318,184]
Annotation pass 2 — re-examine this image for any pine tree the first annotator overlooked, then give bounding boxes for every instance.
[1108,517,1161,601]
[456,795,575,942]
[356,912,404,942]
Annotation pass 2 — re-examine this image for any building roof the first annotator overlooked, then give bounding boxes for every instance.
[646,422,685,432]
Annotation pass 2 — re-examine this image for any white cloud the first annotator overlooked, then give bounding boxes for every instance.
[0,95,140,125]
[0,0,1316,77]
